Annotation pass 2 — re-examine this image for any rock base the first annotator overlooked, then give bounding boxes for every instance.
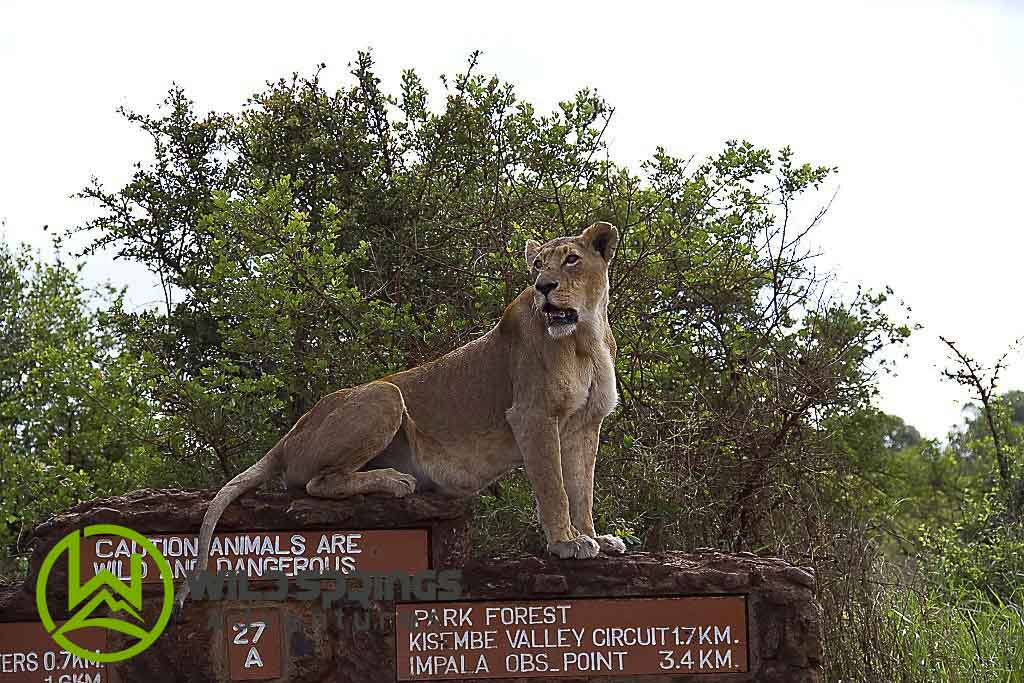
[1,490,823,682]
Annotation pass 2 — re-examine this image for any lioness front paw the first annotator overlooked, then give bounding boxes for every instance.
[547,534,600,560]
[595,534,627,555]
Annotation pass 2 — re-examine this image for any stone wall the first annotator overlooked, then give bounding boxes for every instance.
[1,489,822,682]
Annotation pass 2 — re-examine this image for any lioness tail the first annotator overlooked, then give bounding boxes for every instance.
[173,446,282,608]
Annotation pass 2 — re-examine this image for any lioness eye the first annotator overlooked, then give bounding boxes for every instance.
[564,254,580,265]
[533,259,542,270]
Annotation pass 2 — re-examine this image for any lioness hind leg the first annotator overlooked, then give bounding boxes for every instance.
[285,381,413,498]
[307,467,416,498]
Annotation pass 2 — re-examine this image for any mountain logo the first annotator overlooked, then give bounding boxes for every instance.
[35,524,174,663]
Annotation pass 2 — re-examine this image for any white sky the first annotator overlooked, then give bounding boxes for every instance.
[1,0,1022,438]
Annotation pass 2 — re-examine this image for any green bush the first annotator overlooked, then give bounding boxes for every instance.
[0,243,168,578]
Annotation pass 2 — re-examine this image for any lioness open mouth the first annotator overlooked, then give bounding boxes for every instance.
[543,303,579,327]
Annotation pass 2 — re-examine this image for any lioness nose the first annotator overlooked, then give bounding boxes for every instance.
[535,279,558,296]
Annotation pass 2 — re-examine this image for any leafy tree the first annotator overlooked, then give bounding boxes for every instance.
[12,51,932,676]
[0,242,162,577]
[910,338,1024,597]
[71,55,911,562]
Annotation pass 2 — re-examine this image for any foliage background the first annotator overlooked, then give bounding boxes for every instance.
[1,54,1021,680]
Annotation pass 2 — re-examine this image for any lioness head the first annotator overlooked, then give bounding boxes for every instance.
[525,222,619,338]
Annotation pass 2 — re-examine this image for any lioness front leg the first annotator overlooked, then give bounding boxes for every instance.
[506,408,599,559]
[562,422,626,555]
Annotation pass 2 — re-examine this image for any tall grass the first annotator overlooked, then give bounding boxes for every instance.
[886,588,1023,682]
[827,584,1024,682]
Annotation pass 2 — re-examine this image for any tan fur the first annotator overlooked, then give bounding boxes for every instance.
[174,222,625,608]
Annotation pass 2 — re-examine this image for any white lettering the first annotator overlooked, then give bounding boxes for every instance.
[244,646,263,669]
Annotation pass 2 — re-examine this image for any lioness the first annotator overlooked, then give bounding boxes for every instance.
[175,221,625,607]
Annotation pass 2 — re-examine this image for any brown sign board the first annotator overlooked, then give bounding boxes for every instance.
[0,622,106,682]
[79,529,430,583]
[225,608,283,680]
[395,596,748,680]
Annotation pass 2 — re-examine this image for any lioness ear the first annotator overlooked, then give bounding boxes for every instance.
[525,239,542,268]
[582,222,619,262]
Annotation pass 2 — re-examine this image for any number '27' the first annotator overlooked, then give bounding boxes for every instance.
[232,621,267,645]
